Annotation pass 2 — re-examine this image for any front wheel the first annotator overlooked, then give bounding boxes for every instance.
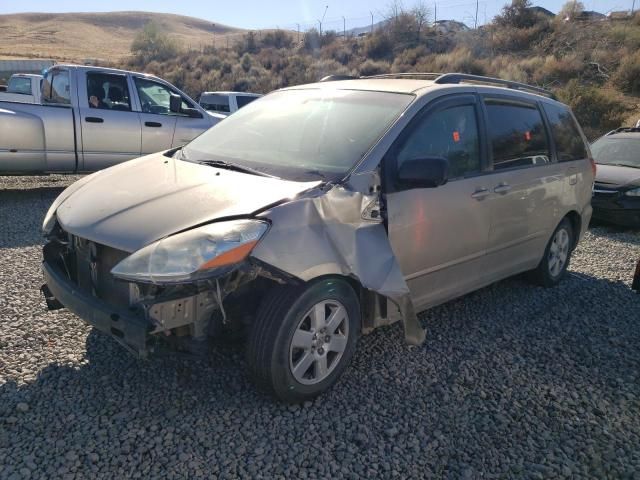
[246,278,360,403]
[528,218,574,287]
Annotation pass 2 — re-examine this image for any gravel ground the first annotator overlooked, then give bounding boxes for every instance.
[1,175,640,479]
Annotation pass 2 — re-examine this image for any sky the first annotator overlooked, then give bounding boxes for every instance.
[0,0,632,30]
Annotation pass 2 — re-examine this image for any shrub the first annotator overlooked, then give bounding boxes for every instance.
[433,48,486,75]
[302,29,321,52]
[307,59,351,82]
[363,33,394,60]
[490,23,549,52]
[358,59,390,76]
[557,80,628,139]
[612,52,640,95]
[262,30,293,49]
[241,53,252,72]
[131,21,179,62]
[494,0,538,29]
[536,54,583,84]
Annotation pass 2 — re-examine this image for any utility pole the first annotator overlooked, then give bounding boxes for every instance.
[632,0,636,14]
[296,23,300,43]
[370,11,374,32]
[474,0,479,29]
[318,5,328,37]
[434,3,437,24]
[342,16,346,38]
[212,23,216,49]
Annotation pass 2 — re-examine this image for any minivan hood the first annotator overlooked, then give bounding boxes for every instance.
[595,164,640,188]
[56,152,319,252]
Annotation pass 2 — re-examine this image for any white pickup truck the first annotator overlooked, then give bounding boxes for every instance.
[0,74,43,104]
[198,91,262,117]
[0,65,220,174]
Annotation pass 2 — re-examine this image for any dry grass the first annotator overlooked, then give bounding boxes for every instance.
[0,11,245,63]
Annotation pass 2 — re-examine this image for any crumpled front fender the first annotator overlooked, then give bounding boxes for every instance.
[251,185,426,345]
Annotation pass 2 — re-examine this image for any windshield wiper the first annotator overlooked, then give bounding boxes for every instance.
[303,169,330,181]
[196,159,277,178]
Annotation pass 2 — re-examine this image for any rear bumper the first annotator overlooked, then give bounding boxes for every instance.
[42,261,152,357]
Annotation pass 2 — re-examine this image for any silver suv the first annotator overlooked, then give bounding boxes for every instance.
[41,73,594,402]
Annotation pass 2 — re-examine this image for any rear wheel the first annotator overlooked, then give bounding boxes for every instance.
[529,218,574,287]
[246,278,360,403]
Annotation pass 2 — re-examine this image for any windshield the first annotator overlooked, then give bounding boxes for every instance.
[182,88,414,181]
[591,137,640,168]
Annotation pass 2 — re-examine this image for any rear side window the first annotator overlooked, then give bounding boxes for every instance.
[236,95,258,109]
[7,77,31,95]
[542,103,587,162]
[42,70,71,105]
[486,100,550,170]
[86,72,132,111]
[199,94,230,113]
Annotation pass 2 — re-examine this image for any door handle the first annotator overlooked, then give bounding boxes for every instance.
[567,166,578,185]
[494,184,511,194]
[85,117,103,123]
[145,121,162,128]
[471,188,490,200]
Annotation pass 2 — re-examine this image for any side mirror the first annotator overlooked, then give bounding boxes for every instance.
[397,157,449,188]
[169,93,182,113]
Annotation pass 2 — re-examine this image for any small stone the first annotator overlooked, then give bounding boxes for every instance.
[385,427,399,438]
[16,403,29,413]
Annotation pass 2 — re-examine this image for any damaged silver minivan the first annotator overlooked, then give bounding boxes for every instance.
[42,74,594,402]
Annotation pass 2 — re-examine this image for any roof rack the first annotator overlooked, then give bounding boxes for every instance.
[362,72,555,99]
[319,75,359,82]
[320,72,556,99]
[362,73,442,80]
[434,73,556,99]
[605,127,640,135]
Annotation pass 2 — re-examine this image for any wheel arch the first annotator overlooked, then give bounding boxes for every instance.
[563,210,582,250]
[301,273,379,334]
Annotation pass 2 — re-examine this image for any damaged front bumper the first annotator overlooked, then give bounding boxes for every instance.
[42,260,153,357]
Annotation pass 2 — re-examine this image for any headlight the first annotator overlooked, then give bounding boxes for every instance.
[624,187,640,197]
[111,220,269,284]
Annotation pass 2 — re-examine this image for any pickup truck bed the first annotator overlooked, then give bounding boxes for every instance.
[0,65,218,174]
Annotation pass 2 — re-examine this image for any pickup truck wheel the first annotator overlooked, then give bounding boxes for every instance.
[246,278,360,403]
[528,218,574,287]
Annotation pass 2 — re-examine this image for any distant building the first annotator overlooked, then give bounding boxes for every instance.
[527,6,555,18]
[434,20,469,34]
[607,11,631,21]
[579,11,607,21]
[0,59,55,80]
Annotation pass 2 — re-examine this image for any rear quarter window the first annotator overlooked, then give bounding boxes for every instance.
[542,102,588,162]
[485,100,550,170]
[236,95,258,109]
[7,77,32,95]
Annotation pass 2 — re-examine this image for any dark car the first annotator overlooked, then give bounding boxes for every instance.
[591,127,640,228]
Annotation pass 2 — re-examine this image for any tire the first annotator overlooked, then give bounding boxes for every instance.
[528,218,574,287]
[246,278,360,403]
